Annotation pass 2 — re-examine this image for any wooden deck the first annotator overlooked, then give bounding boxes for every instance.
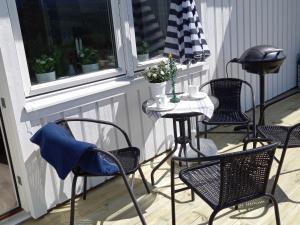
[21,92,300,225]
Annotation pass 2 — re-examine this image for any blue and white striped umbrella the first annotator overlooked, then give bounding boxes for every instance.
[164,0,210,64]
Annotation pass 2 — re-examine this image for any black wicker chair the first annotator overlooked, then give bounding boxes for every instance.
[198,78,256,139]
[171,143,280,225]
[55,118,150,225]
[243,90,300,195]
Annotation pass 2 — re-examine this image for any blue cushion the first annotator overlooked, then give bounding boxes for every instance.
[30,122,119,179]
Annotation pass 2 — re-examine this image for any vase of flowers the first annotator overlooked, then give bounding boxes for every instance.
[143,61,171,98]
[167,54,180,103]
[137,40,149,62]
[33,54,56,83]
[79,48,100,73]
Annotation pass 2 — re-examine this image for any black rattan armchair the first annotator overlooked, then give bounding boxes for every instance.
[243,90,300,195]
[198,78,256,139]
[55,118,150,225]
[171,143,280,225]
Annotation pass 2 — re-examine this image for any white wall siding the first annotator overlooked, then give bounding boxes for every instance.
[199,0,300,109]
[0,0,300,219]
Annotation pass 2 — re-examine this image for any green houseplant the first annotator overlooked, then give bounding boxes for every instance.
[79,48,100,73]
[33,54,56,83]
[137,40,149,62]
[143,60,171,97]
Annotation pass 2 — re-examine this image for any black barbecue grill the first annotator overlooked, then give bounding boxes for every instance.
[231,45,286,125]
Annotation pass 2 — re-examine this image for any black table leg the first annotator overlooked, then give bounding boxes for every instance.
[151,115,204,186]
[151,119,178,186]
[151,116,192,185]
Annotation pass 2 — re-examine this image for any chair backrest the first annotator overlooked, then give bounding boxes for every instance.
[210,78,243,112]
[56,120,75,138]
[218,143,277,207]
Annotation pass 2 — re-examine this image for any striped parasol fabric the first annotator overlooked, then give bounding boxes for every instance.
[132,0,165,58]
[164,0,210,64]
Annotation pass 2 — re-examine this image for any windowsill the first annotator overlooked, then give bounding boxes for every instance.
[24,61,208,113]
[28,68,124,96]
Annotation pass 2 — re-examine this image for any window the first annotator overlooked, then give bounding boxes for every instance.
[16,0,118,85]
[132,0,170,62]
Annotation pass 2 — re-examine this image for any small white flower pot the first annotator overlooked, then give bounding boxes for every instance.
[36,71,56,83]
[149,81,167,98]
[138,53,149,62]
[82,63,99,73]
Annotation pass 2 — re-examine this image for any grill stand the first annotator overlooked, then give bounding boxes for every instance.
[258,73,266,125]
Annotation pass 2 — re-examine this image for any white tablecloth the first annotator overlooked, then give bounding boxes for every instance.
[143,95,218,120]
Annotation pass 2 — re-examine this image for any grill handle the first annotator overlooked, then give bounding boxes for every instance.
[263,48,284,58]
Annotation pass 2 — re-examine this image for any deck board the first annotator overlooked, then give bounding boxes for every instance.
[22,93,300,225]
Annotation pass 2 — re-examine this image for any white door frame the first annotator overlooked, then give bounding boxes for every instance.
[0,108,20,215]
[0,0,35,217]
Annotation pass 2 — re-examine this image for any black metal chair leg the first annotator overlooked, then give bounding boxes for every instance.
[265,194,281,225]
[208,210,219,225]
[151,144,178,186]
[70,175,78,225]
[191,190,195,201]
[204,124,208,139]
[138,167,150,194]
[178,146,183,167]
[83,176,87,200]
[196,116,200,151]
[120,172,147,225]
[271,147,287,195]
[247,123,250,138]
[171,160,176,225]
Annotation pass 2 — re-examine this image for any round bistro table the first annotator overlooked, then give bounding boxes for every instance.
[142,95,218,186]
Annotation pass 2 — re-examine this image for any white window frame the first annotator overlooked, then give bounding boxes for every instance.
[6,0,128,96]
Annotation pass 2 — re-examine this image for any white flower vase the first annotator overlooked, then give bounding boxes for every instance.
[138,53,149,62]
[149,81,167,98]
[36,71,56,83]
[82,63,99,73]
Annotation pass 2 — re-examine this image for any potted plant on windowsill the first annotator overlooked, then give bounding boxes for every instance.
[137,40,149,62]
[33,54,56,83]
[79,48,100,73]
[143,60,171,98]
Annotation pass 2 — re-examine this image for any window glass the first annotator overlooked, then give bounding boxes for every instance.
[16,0,118,85]
[132,0,170,62]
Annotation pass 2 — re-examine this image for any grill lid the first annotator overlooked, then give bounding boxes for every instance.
[233,45,286,74]
[238,45,285,63]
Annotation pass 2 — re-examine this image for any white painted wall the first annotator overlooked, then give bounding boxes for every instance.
[0,0,299,219]
[199,0,300,110]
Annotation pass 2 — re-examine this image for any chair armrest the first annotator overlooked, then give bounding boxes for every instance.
[172,142,278,163]
[199,81,211,91]
[243,137,273,150]
[242,80,256,135]
[172,154,221,163]
[56,118,132,146]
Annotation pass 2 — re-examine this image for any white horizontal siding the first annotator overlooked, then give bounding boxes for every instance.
[199,0,300,110]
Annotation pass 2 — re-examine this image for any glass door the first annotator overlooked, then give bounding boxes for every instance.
[0,109,20,219]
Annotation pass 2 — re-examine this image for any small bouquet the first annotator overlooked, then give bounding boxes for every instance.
[143,61,171,83]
